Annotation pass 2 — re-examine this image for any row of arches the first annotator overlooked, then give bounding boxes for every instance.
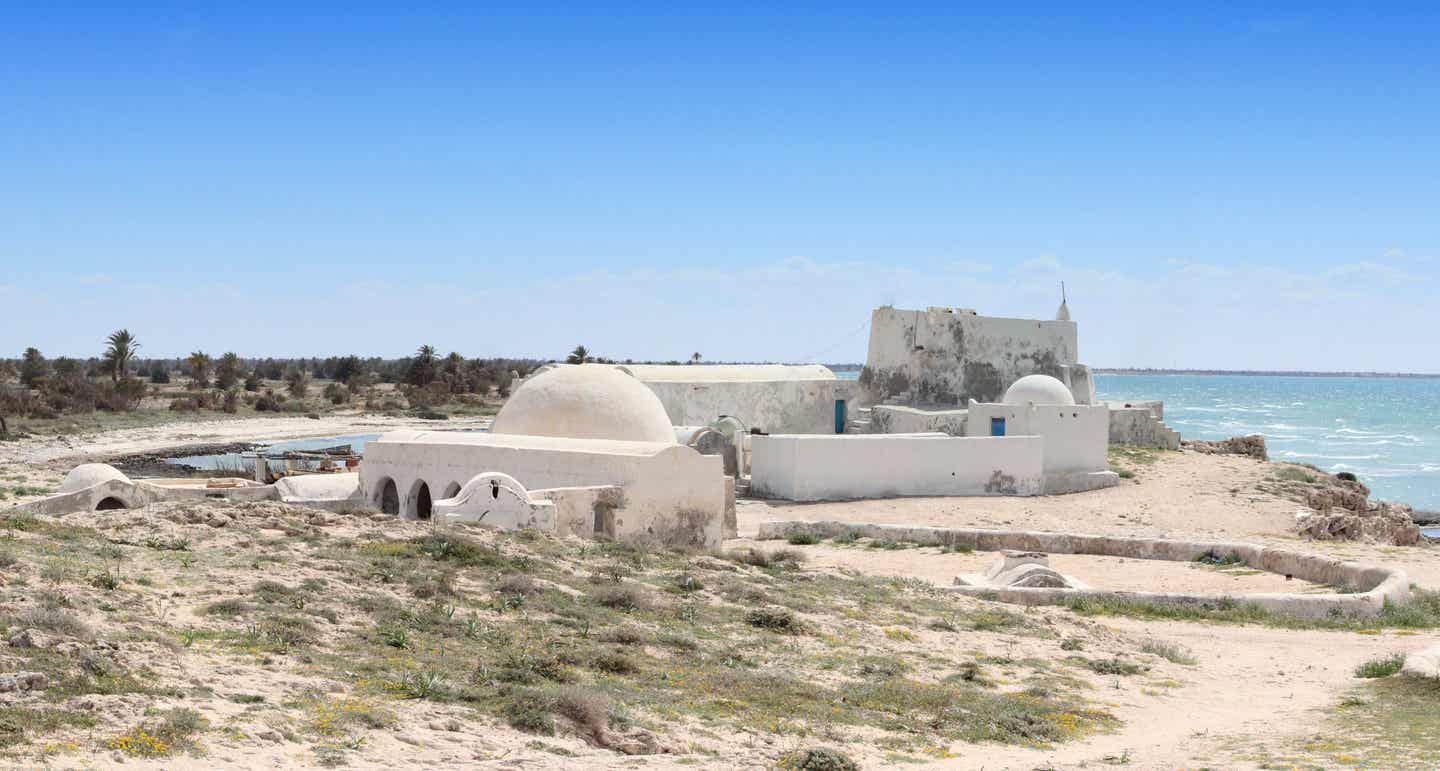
[372,476,462,520]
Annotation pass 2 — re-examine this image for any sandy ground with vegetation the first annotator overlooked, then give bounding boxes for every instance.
[0,412,492,509]
[1,417,1438,769]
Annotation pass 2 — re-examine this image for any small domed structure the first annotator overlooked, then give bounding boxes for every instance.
[1002,375,1075,406]
[491,365,676,443]
[58,463,130,494]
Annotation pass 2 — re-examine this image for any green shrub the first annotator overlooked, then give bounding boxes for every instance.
[1354,653,1405,679]
[745,607,800,632]
[779,747,859,771]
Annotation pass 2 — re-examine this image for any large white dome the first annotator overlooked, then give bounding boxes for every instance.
[1002,374,1076,406]
[491,365,676,443]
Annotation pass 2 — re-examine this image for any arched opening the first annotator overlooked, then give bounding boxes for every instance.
[441,482,461,499]
[377,478,399,515]
[411,480,432,520]
[95,497,128,511]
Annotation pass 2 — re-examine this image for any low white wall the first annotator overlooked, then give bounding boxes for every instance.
[749,433,1044,501]
[868,405,968,436]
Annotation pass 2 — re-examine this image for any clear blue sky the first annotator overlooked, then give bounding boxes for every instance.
[3,3,1437,370]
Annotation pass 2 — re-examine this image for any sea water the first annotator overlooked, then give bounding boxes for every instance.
[1097,374,1440,511]
[833,370,1439,510]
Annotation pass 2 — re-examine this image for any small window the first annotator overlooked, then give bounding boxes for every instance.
[990,417,1006,437]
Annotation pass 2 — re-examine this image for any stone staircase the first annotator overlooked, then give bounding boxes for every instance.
[845,405,874,434]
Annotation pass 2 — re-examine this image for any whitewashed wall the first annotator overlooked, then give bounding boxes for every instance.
[964,402,1115,492]
[749,433,1045,501]
[640,379,857,434]
[362,431,726,548]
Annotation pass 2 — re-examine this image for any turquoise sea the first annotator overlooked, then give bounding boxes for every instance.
[833,370,1440,510]
[1096,374,1440,511]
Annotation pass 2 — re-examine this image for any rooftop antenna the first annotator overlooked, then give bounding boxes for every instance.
[1056,281,1071,321]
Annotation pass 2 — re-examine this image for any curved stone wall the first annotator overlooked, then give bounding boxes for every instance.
[756,520,1411,618]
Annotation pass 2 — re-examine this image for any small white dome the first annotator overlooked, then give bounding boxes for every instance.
[59,463,130,494]
[1002,375,1075,406]
[491,365,676,443]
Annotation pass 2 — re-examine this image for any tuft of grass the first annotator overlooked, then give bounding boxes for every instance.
[1082,657,1149,676]
[10,607,92,639]
[106,708,208,758]
[589,650,639,675]
[1193,551,1245,567]
[395,670,450,700]
[728,547,805,569]
[591,584,651,612]
[1140,640,1197,665]
[497,573,538,596]
[786,531,821,546]
[0,707,98,749]
[1354,653,1405,679]
[199,598,248,617]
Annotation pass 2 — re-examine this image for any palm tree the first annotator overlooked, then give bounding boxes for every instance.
[407,345,438,386]
[215,352,243,390]
[691,352,702,364]
[187,351,212,388]
[566,345,590,365]
[103,329,140,383]
[19,348,48,387]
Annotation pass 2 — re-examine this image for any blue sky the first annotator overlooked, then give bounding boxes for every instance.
[2,3,1437,370]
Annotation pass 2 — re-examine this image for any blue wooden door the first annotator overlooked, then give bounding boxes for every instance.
[834,400,847,434]
[990,417,1006,436]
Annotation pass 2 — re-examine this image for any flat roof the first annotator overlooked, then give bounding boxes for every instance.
[369,430,677,457]
[619,364,837,382]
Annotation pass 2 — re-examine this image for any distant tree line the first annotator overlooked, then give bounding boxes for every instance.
[0,331,542,436]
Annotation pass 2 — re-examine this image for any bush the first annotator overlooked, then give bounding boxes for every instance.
[589,650,638,675]
[549,685,612,740]
[254,396,280,412]
[786,531,821,545]
[221,389,240,414]
[285,370,309,399]
[169,398,199,412]
[501,689,555,734]
[97,378,147,412]
[745,607,800,632]
[779,747,859,771]
[592,585,650,612]
[323,383,350,405]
